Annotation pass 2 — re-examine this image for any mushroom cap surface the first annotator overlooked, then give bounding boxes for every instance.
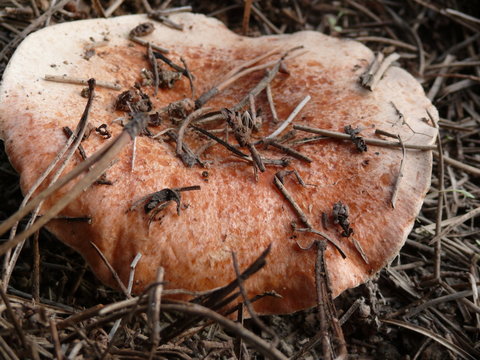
[0,14,437,314]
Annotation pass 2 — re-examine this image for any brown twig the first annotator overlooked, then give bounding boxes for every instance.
[90,242,129,297]
[180,57,195,99]
[273,174,312,229]
[360,52,400,91]
[266,84,279,123]
[32,231,40,302]
[315,241,333,360]
[63,126,87,161]
[147,43,159,96]
[148,267,164,360]
[44,75,121,90]
[0,288,29,351]
[192,125,249,159]
[130,36,170,54]
[391,135,406,208]
[431,111,444,281]
[231,252,278,346]
[242,0,253,34]
[49,318,63,360]
[293,125,436,150]
[177,107,213,159]
[264,95,311,141]
[265,141,312,163]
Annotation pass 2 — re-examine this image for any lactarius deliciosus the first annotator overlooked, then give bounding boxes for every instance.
[0,13,437,314]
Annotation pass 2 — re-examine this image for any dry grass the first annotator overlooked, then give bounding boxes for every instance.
[0,1,479,359]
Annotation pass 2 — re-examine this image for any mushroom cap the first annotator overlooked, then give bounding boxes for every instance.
[0,14,437,314]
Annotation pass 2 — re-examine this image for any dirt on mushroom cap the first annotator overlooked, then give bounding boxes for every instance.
[0,13,437,314]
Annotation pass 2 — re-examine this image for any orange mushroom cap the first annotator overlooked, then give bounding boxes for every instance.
[0,13,437,314]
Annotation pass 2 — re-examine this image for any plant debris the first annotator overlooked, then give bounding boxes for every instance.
[115,86,152,113]
[129,22,155,37]
[1,2,479,359]
[332,201,353,237]
[344,125,367,152]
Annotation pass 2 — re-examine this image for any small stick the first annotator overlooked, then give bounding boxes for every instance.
[390,102,431,137]
[315,241,333,360]
[288,135,326,146]
[149,13,184,30]
[391,135,406,208]
[267,141,312,163]
[32,231,40,303]
[177,107,214,157]
[339,297,365,326]
[147,43,159,96]
[249,94,256,120]
[294,240,348,359]
[222,48,280,81]
[295,228,346,259]
[49,318,63,360]
[293,125,437,150]
[152,6,192,15]
[153,51,187,75]
[180,57,195,99]
[433,151,480,177]
[355,36,417,51]
[63,126,87,160]
[368,53,400,91]
[90,242,129,297]
[140,0,152,13]
[92,0,107,17]
[148,267,164,360]
[427,54,455,101]
[360,52,384,89]
[431,110,444,281]
[273,174,312,229]
[130,36,170,54]
[0,335,20,360]
[242,0,253,34]
[192,125,249,158]
[250,4,283,34]
[234,303,245,360]
[44,74,121,90]
[131,137,137,172]
[265,95,311,140]
[127,253,142,295]
[104,0,126,17]
[266,84,279,123]
[231,252,278,345]
[352,238,369,264]
[0,287,28,349]
[166,130,200,167]
[248,143,265,172]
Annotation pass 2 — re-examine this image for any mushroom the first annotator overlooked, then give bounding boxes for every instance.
[0,13,437,314]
